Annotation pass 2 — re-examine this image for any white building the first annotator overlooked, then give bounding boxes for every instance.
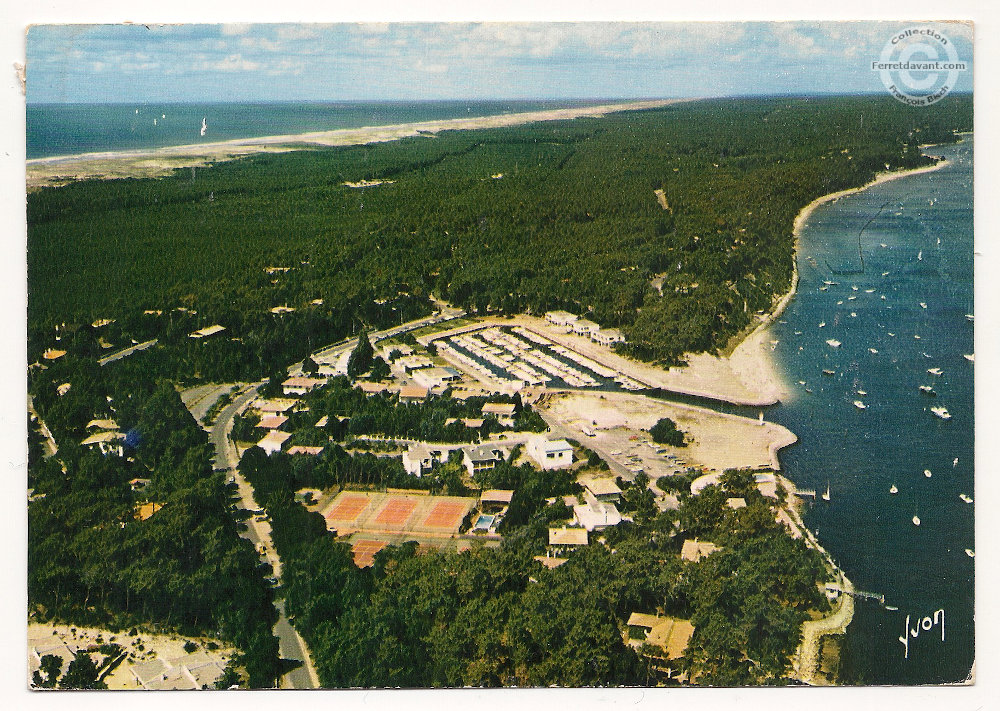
[402,443,445,477]
[257,430,291,455]
[81,430,126,456]
[573,501,623,531]
[282,376,325,396]
[572,318,598,337]
[527,436,574,470]
[463,444,508,479]
[544,310,578,329]
[592,328,625,346]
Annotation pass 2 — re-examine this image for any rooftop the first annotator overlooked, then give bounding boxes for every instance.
[680,538,720,562]
[581,477,623,497]
[288,445,325,456]
[548,527,589,546]
[480,489,515,505]
[258,415,288,429]
[626,612,695,660]
[188,324,226,339]
[398,385,429,400]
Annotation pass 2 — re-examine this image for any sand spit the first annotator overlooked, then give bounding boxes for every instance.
[26,99,688,189]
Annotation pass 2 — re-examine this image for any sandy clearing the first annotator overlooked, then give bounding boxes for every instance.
[28,621,234,690]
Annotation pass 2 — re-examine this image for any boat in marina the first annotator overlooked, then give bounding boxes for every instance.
[918,385,936,395]
[931,406,951,420]
[854,400,866,410]
[822,369,836,376]
[928,367,943,376]
[826,339,841,348]
[821,483,831,501]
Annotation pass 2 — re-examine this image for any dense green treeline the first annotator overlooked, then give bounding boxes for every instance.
[28,95,972,374]
[28,372,282,686]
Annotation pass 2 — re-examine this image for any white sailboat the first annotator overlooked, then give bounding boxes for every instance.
[918,250,923,261]
[854,400,866,410]
[821,483,831,501]
[924,469,932,478]
[963,354,974,362]
[965,548,974,558]
[889,484,898,494]
[959,493,973,504]
[931,406,951,420]
[826,339,841,348]
[200,117,208,137]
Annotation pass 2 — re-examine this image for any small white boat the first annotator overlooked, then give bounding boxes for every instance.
[201,117,208,136]
[919,302,927,309]
[885,604,899,611]
[913,515,921,526]
[826,339,841,348]
[850,312,857,318]
[882,271,890,276]
[857,390,867,396]
[881,295,887,300]
[953,457,959,467]
[918,385,936,395]
[918,250,923,261]
[924,469,932,478]
[851,286,859,292]
[880,243,888,248]
[869,348,878,354]
[848,295,857,301]
[888,332,896,337]
[819,286,829,291]
[822,369,836,376]
[963,354,974,362]
[821,483,831,501]
[798,380,806,386]
[966,314,974,322]
[854,400,866,410]
[927,367,943,376]
[890,484,898,494]
[819,322,826,328]
[865,289,875,293]
[823,280,838,286]
[965,549,974,558]
[931,406,951,420]
[959,494,973,504]
[914,334,921,340]
[837,300,843,305]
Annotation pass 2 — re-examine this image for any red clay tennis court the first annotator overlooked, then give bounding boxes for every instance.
[322,490,477,536]
[351,539,389,568]
[422,501,468,530]
[325,494,370,523]
[374,498,418,526]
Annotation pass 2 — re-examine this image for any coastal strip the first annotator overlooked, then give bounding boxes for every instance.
[26,99,690,189]
[728,152,954,405]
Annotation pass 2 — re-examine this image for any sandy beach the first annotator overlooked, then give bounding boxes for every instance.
[26,98,686,189]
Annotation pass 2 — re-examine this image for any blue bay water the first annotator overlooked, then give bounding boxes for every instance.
[26,99,612,160]
[769,138,974,685]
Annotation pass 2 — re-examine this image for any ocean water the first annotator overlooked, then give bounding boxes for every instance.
[25,100,610,160]
[769,138,974,684]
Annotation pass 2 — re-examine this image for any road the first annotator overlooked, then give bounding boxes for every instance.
[209,382,321,689]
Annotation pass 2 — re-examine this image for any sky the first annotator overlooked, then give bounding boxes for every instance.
[26,21,974,103]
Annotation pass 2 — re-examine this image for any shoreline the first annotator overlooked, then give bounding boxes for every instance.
[727,153,954,406]
[26,98,688,188]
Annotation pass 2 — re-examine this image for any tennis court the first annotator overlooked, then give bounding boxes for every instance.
[325,494,371,525]
[374,499,418,527]
[351,539,389,568]
[322,491,477,536]
[422,501,469,530]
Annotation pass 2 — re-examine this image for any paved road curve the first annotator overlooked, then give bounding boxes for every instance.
[210,383,321,689]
